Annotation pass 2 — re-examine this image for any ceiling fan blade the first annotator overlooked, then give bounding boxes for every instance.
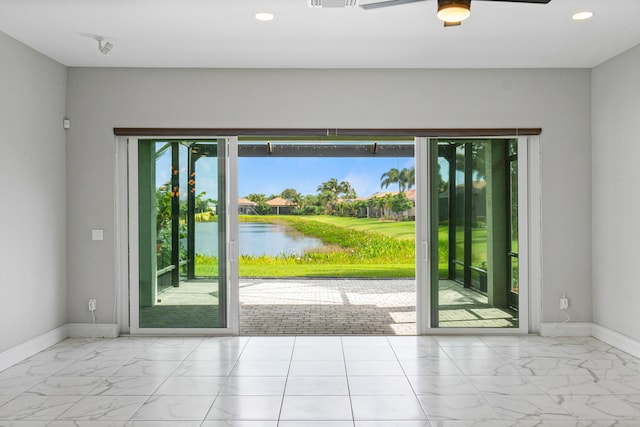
[360,0,429,10]
[475,0,551,3]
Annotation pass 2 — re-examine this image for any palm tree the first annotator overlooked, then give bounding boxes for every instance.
[246,193,266,203]
[317,178,356,211]
[381,193,394,218]
[402,167,415,190]
[341,181,357,199]
[369,196,383,218]
[381,167,415,192]
[380,168,401,191]
[317,178,341,202]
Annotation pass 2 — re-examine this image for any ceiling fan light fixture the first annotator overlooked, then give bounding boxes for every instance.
[437,0,471,24]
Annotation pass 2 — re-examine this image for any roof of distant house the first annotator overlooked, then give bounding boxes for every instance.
[365,189,416,201]
[266,197,295,207]
[238,198,256,206]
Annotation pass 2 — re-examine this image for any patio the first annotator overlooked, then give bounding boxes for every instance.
[141,278,516,333]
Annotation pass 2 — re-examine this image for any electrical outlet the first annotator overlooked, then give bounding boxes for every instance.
[88,299,97,312]
[560,296,569,310]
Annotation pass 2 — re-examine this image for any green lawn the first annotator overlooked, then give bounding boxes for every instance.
[297,215,416,240]
[196,261,415,278]
[193,215,494,279]
[197,215,417,278]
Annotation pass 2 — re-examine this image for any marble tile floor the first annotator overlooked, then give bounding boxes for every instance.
[2,335,640,426]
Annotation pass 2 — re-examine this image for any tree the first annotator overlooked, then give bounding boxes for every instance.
[317,178,341,203]
[381,193,394,218]
[340,181,357,199]
[455,143,487,180]
[294,194,323,215]
[156,182,172,232]
[254,200,271,215]
[317,178,356,212]
[352,200,368,217]
[280,188,300,202]
[391,192,413,220]
[369,196,383,218]
[194,191,211,213]
[437,160,448,194]
[381,167,415,192]
[247,193,266,203]
[380,168,400,191]
[402,167,415,190]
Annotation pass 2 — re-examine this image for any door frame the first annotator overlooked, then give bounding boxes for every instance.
[416,135,540,334]
[119,136,239,335]
[115,132,540,336]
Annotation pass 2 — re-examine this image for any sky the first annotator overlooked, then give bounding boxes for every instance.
[154,141,415,200]
[239,156,414,198]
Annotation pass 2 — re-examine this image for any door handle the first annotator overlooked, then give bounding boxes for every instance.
[229,240,237,262]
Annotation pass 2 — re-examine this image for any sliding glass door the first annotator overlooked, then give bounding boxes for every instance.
[129,138,237,333]
[426,138,527,331]
[123,133,530,335]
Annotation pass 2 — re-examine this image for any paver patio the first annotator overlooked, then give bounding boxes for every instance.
[240,278,416,335]
[140,278,516,333]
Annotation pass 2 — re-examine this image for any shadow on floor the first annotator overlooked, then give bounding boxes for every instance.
[137,278,517,333]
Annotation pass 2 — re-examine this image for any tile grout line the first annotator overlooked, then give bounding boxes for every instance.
[341,336,357,427]
[275,335,296,425]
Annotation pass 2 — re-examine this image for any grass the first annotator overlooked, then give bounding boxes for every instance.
[194,212,217,222]
[192,215,494,279]
[195,255,414,278]
[297,215,416,240]
[195,215,416,278]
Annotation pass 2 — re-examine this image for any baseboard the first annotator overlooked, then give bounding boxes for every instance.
[0,325,68,372]
[592,324,640,359]
[540,322,593,337]
[67,323,119,338]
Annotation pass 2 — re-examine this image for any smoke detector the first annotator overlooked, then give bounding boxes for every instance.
[309,0,358,7]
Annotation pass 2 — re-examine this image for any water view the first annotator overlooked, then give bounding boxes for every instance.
[195,221,324,257]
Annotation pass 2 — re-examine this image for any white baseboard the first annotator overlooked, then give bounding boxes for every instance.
[0,325,68,372]
[540,322,593,337]
[592,324,640,359]
[67,323,119,338]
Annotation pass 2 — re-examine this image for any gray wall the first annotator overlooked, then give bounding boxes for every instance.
[592,43,640,341]
[65,67,592,327]
[0,32,67,352]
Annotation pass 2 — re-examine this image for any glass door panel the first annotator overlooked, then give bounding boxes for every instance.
[453,144,466,283]
[431,138,519,328]
[508,139,519,308]
[136,139,227,329]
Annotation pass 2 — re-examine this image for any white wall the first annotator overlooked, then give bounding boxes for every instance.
[65,68,592,328]
[0,32,67,352]
[592,43,640,341]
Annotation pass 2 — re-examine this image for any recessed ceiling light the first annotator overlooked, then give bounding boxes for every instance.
[572,11,593,21]
[255,12,274,22]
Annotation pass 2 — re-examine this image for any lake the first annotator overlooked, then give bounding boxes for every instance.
[195,221,324,257]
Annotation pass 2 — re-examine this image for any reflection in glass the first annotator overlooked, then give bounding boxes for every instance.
[137,140,225,329]
[433,139,519,328]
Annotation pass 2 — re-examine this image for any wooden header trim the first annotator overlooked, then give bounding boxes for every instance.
[114,128,541,137]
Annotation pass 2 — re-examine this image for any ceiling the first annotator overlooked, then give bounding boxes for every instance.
[1,0,640,68]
